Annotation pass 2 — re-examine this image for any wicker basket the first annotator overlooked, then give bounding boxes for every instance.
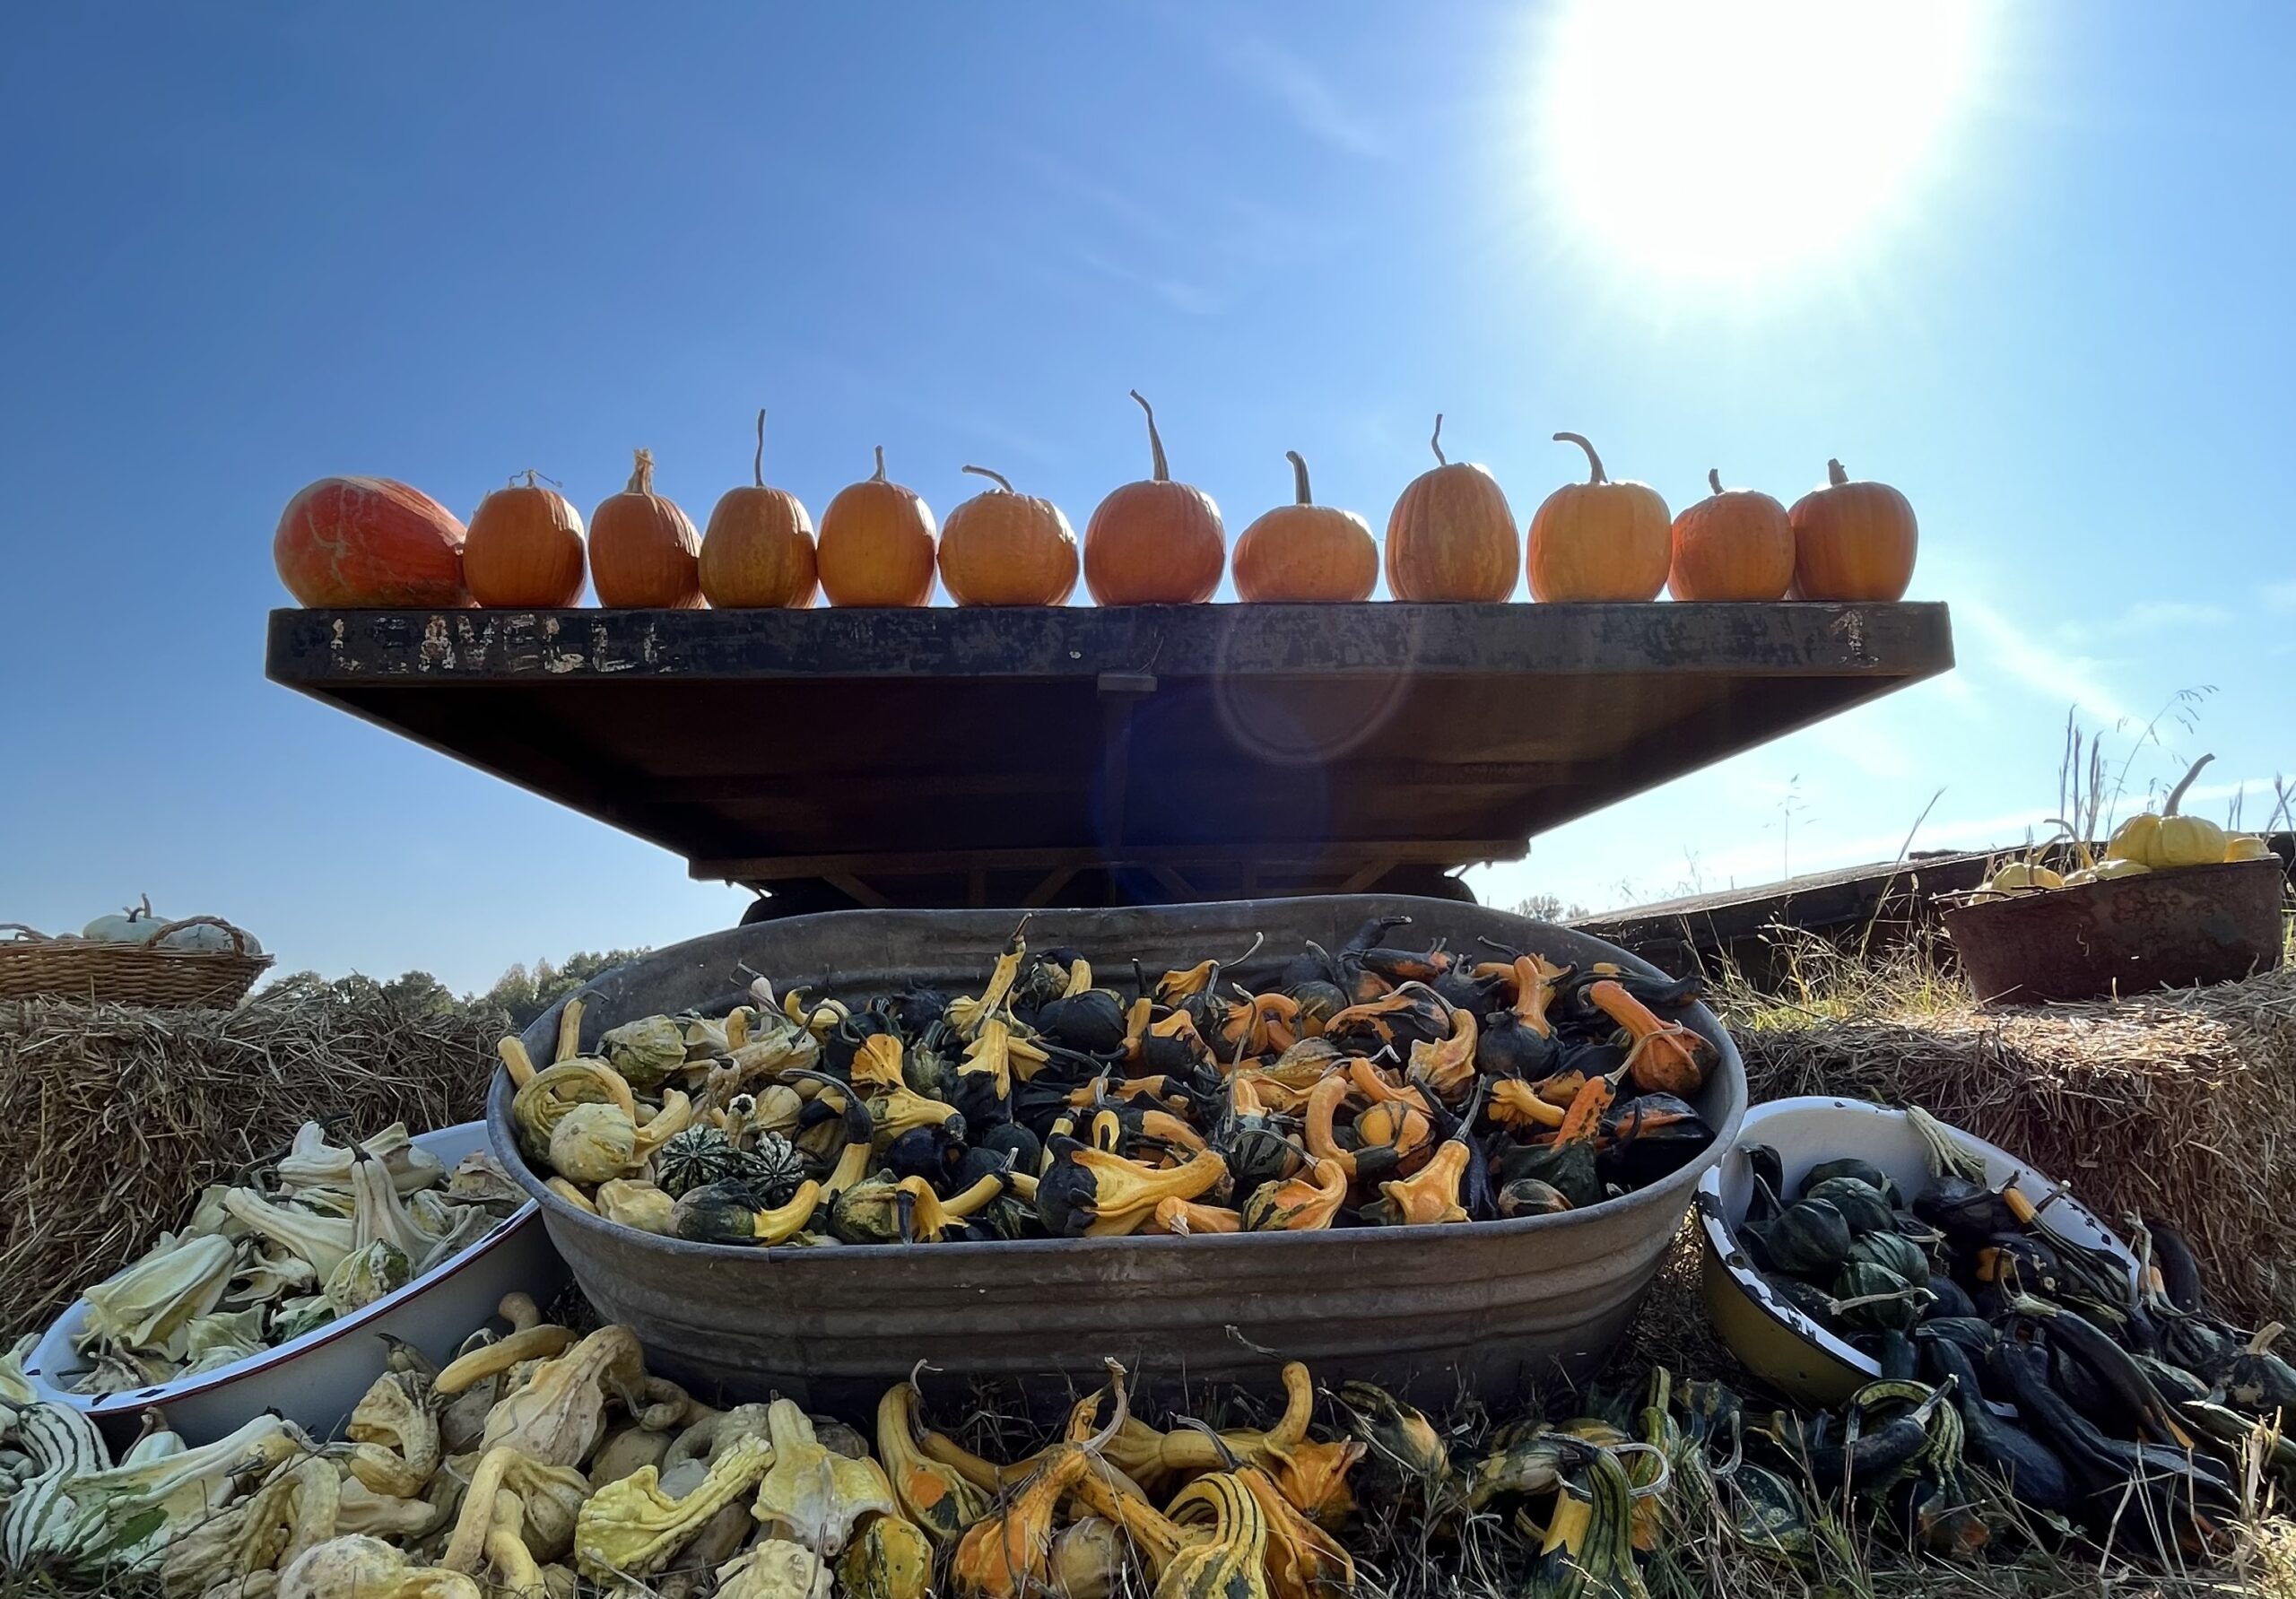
[0,917,274,1009]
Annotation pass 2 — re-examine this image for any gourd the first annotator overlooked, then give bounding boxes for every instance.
[2108,754,2229,869]
[1383,414,1518,602]
[938,466,1080,606]
[1667,468,1793,601]
[837,1514,935,1599]
[817,447,938,607]
[274,476,468,608]
[750,1400,899,1557]
[575,1432,777,1579]
[1586,978,1711,1094]
[700,411,819,609]
[1240,1154,1349,1232]
[876,1379,994,1543]
[1153,1473,1272,1599]
[153,918,247,953]
[1083,391,1225,604]
[1526,433,1670,602]
[1788,457,1918,601]
[588,448,704,608]
[83,896,162,943]
[1035,1140,1228,1237]
[1845,1227,1929,1284]
[1971,859,2063,900]
[2224,835,2273,862]
[1752,1197,1854,1276]
[1801,1176,1893,1237]
[1232,451,1378,602]
[463,471,586,607]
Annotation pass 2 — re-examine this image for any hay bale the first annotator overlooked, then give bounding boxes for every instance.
[0,976,501,1339]
[1733,965,2296,1324]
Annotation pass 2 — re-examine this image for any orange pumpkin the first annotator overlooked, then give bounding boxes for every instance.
[700,411,818,609]
[1667,469,1793,602]
[817,447,938,607]
[1082,390,1225,605]
[463,471,586,608]
[938,466,1079,607]
[1233,451,1378,603]
[273,476,467,607]
[1526,433,1670,602]
[1384,414,1517,602]
[589,448,703,608]
[1789,458,1917,601]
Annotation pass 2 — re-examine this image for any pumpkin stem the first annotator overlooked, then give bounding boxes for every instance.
[1708,468,1723,497]
[1430,413,1447,466]
[2164,753,2214,818]
[1827,458,1849,488]
[1129,390,1170,482]
[1285,450,1313,506]
[961,465,1015,494]
[1552,433,1605,484]
[627,448,655,494]
[753,410,767,488]
[872,445,888,483]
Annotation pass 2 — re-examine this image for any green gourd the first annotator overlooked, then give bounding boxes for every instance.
[1803,1176,1894,1237]
[1753,1198,1853,1276]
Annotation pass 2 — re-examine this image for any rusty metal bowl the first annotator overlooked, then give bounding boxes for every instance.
[487,897,1747,1411]
[1942,857,2288,1005]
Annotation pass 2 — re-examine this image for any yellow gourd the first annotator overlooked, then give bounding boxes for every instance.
[2108,753,2227,869]
[2225,835,2274,862]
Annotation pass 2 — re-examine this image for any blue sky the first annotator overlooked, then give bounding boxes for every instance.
[3,4,2289,990]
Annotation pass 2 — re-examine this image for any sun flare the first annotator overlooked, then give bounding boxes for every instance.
[1537,0,1987,280]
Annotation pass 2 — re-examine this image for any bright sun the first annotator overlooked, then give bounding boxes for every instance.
[1537,0,1987,280]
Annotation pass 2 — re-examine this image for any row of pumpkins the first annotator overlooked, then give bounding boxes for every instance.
[273,399,1918,612]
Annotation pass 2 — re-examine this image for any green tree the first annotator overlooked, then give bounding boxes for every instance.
[480,950,649,1030]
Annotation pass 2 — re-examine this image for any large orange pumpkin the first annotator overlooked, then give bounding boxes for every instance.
[1789,458,1918,601]
[938,466,1079,607]
[816,447,938,607]
[589,448,703,608]
[1667,469,1793,602]
[1384,415,1517,602]
[700,411,818,609]
[463,471,586,608]
[1233,451,1378,603]
[273,476,467,607]
[1082,391,1225,605]
[1526,433,1671,602]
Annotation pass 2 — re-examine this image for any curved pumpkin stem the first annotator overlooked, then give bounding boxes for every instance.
[627,448,656,494]
[753,410,767,488]
[1130,391,1170,482]
[2164,753,2214,818]
[1827,457,1849,487]
[1429,413,1447,466]
[1285,450,1313,506]
[872,445,888,483]
[1708,468,1723,496]
[1552,433,1605,484]
[961,465,1016,494]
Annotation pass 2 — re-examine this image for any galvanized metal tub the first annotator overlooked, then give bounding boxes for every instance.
[1942,857,2288,1004]
[487,897,1747,1410]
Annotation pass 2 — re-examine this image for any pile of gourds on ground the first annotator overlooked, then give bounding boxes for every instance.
[506,915,1719,1248]
[1970,755,2280,902]
[13,1285,2283,1599]
[0,1290,1693,1599]
[57,1123,525,1395]
[1741,1107,2296,1559]
[273,396,1919,613]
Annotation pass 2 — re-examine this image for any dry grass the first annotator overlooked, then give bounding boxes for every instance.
[1715,933,2296,1325]
[0,976,500,1339]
